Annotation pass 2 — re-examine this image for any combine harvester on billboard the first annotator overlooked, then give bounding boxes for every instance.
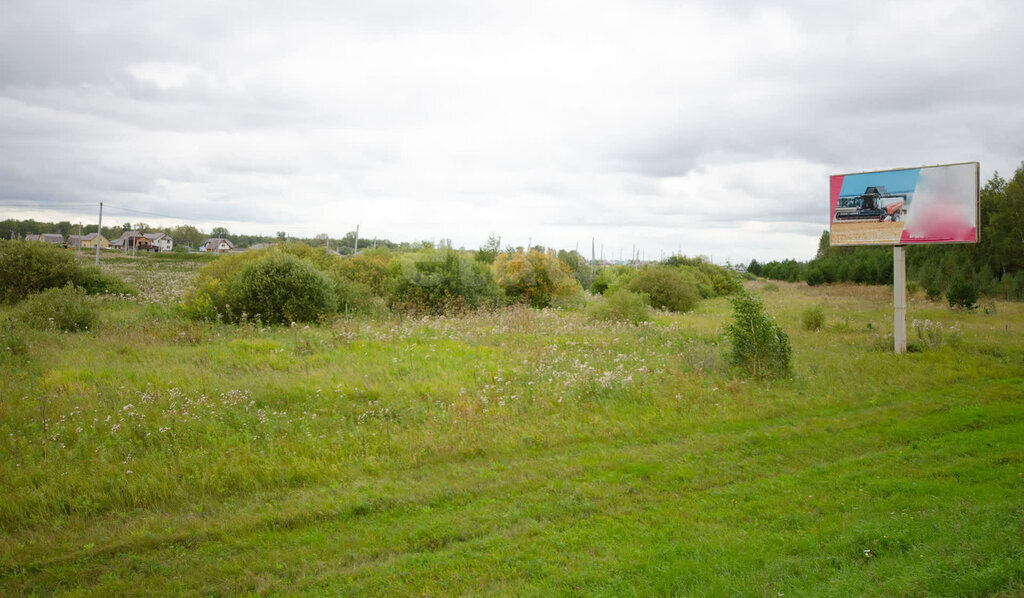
[829,162,979,353]
[833,185,909,223]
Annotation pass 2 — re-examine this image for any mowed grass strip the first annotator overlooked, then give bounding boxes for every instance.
[1,277,1023,595]
[3,376,1022,596]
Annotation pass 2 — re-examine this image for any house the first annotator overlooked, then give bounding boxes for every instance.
[66,234,86,248]
[35,233,65,245]
[80,233,109,250]
[24,234,40,242]
[110,231,151,251]
[143,232,173,252]
[200,238,235,253]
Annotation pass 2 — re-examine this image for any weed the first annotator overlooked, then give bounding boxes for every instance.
[912,319,962,349]
[801,305,825,331]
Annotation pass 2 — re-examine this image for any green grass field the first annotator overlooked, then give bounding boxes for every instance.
[2,256,1022,596]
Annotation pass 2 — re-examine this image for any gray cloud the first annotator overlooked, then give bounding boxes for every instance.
[2,0,1022,263]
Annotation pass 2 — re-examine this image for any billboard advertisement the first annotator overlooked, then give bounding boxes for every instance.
[830,162,978,246]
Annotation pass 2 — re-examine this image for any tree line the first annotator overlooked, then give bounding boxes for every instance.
[749,163,1024,300]
[0,219,401,254]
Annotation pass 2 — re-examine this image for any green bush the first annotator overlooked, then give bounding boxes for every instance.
[663,256,742,297]
[801,305,825,331]
[0,240,131,302]
[181,248,343,324]
[725,291,792,379]
[805,267,825,287]
[330,253,392,296]
[627,266,699,312]
[947,279,979,310]
[19,284,98,332]
[590,265,635,295]
[72,265,134,296]
[223,253,336,324]
[388,249,503,315]
[585,289,651,324]
[493,250,582,308]
[925,285,943,302]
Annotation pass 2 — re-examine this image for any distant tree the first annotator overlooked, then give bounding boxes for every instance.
[56,220,73,236]
[476,234,502,264]
[815,231,831,259]
[277,231,287,241]
[170,225,204,249]
[747,259,762,276]
[134,222,151,233]
[211,226,230,238]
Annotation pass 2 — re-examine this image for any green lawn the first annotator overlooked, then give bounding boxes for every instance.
[2,268,1022,596]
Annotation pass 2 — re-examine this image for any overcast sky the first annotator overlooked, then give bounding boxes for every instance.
[2,0,1022,262]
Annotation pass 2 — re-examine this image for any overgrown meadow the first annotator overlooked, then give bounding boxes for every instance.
[1,254,1023,596]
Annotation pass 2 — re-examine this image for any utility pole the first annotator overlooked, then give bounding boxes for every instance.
[353,224,359,254]
[77,222,82,255]
[95,202,103,266]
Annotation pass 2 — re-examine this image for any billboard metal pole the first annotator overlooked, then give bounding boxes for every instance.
[95,202,103,266]
[894,245,907,354]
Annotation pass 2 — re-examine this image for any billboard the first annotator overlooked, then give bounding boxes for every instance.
[830,162,978,246]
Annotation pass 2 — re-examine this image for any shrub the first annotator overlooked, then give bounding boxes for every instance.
[330,253,392,296]
[586,289,651,324]
[925,285,943,302]
[801,305,825,331]
[627,266,699,312]
[181,249,339,324]
[224,253,335,324]
[72,265,134,296]
[180,252,263,321]
[724,291,792,379]
[663,256,742,297]
[388,249,502,315]
[947,279,979,310]
[590,265,635,295]
[494,250,582,308]
[0,240,131,302]
[19,284,98,332]
[805,267,825,286]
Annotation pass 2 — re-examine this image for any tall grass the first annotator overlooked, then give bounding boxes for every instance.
[1,271,1022,595]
